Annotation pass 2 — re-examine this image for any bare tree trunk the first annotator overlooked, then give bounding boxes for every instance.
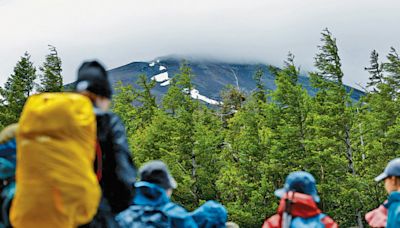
[345,126,355,175]
[356,107,366,160]
[345,125,364,228]
[357,211,364,228]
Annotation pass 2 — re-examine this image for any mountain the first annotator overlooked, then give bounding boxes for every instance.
[104,56,365,104]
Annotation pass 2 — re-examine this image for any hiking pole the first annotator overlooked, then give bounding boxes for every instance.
[282,192,294,228]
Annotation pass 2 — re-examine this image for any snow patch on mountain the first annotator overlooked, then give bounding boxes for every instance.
[148,61,220,105]
[183,88,221,105]
[151,72,169,82]
[160,79,171,87]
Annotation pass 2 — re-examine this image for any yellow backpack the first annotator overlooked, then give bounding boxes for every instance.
[10,93,101,228]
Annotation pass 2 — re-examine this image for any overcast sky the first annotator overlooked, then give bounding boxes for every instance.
[0,0,399,88]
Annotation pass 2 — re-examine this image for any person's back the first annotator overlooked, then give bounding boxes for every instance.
[116,161,196,228]
[74,61,136,227]
[95,111,136,213]
[116,161,227,228]
[263,192,336,228]
[10,93,101,228]
[262,171,337,228]
[117,181,196,227]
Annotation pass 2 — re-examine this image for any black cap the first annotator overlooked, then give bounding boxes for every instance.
[139,160,177,190]
[75,61,112,99]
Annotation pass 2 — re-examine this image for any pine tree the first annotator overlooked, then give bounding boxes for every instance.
[351,48,400,223]
[112,81,138,134]
[267,53,310,179]
[39,45,63,92]
[216,94,275,227]
[191,107,224,202]
[308,29,363,226]
[134,62,202,209]
[385,47,400,77]
[383,47,400,93]
[162,61,195,115]
[365,50,384,91]
[107,32,400,226]
[0,52,36,126]
[219,85,246,125]
[253,67,267,103]
[216,72,276,226]
[134,74,157,126]
[168,62,199,207]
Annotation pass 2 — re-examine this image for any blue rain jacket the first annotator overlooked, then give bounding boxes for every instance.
[386,191,400,228]
[116,181,197,227]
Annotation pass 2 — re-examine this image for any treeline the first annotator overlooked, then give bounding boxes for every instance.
[0,45,63,128]
[112,29,400,227]
[1,29,400,227]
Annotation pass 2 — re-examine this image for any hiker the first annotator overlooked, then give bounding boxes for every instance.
[373,158,400,228]
[10,92,101,227]
[74,61,136,227]
[0,124,18,227]
[116,160,227,227]
[262,171,338,228]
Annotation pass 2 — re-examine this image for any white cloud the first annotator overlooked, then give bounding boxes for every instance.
[0,0,399,88]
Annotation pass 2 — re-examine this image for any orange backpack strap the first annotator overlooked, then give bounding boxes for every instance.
[95,141,103,181]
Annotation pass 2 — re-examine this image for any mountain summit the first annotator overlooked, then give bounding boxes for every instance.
[107,56,364,104]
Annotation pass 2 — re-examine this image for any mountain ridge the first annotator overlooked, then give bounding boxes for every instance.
[106,56,364,104]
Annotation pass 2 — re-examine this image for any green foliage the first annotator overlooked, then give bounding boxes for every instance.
[219,85,246,126]
[307,29,366,226]
[268,53,310,179]
[351,47,400,224]
[112,81,139,134]
[4,30,400,227]
[216,98,273,227]
[253,67,267,102]
[365,50,384,90]
[39,45,63,92]
[162,61,196,115]
[109,37,400,226]
[313,28,344,84]
[0,52,36,126]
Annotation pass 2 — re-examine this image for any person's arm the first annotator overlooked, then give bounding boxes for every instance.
[262,214,281,228]
[365,204,387,228]
[164,203,198,228]
[321,215,338,228]
[109,114,137,212]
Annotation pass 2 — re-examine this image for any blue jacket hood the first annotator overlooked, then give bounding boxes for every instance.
[190,200,227,228]
[133,181,170,207]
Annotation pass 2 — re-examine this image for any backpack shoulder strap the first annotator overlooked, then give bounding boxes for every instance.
[95,140,103,181]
